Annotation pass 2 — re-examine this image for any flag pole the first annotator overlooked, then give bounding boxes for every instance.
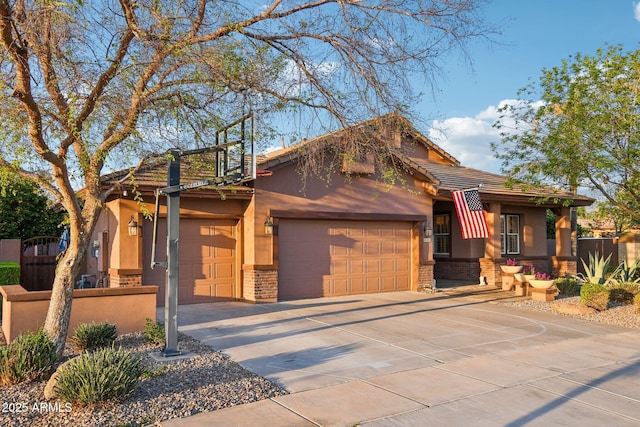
[455,183,484,192]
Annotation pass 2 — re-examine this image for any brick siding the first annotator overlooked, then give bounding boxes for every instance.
[244,269,278,302]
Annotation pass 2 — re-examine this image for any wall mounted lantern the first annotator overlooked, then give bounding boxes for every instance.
[423,223,432,242]
[264,216,274,235]
[128,215,139,237]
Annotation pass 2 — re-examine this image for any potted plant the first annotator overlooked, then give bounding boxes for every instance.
[500,258,523,274]
[528,272,555,289]
[522,264,536,282]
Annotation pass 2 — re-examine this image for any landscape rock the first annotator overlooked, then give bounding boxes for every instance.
[44,358,74,400]
[551,302,597,316]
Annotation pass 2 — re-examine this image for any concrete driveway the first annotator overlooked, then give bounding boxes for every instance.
[165,290,640,426]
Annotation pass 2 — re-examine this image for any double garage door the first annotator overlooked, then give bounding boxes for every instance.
[278,219,412,300]
[143,218,238,306]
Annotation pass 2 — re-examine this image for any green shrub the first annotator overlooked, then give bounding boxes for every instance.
[54,346,144,405]
[0,329,56,386]
[0,261,20,285]
[555,277,581,296]
[144,318,164,345]
[608,282,640,304]
[71,322,118,353]
[580,282,610,311]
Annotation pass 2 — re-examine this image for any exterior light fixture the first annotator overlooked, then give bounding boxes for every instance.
[264,216,274,235]
[423,222,432,242]
[423,223,433,238]
[127,215,138,237]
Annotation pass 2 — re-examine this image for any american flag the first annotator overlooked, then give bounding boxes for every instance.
[452,188,489,239]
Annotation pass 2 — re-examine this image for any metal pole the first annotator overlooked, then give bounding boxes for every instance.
[163,150,181,357]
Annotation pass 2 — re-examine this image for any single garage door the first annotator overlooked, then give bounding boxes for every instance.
[278,219,412,299]
[143,218,238,306]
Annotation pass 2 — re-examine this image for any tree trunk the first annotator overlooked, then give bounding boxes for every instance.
[43,237,87,359]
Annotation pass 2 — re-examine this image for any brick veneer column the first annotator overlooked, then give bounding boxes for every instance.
[551,256,577,278]
[243,266,278,302]
[418,262,435,292]
[479,258,499,286]
[108,269,142,287]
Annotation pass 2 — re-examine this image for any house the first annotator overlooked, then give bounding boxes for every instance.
[91,113,593,306]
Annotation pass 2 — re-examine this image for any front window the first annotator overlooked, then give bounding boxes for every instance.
[501,214,520,255]
[434,214,450,255]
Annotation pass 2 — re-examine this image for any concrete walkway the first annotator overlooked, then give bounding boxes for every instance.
[159,288,640,426]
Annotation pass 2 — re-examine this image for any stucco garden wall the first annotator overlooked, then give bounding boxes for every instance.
[0,285,158,342]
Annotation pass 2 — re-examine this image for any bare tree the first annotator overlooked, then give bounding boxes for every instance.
[0,0,495,357]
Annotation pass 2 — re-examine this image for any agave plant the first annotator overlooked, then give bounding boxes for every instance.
[579,252,613,285]
[610,259,640,284]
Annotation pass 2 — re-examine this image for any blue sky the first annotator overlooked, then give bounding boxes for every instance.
[419,0,640,174]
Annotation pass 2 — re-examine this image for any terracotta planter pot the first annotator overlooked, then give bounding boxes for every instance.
[500,265,523,274]
[529,279,555,289]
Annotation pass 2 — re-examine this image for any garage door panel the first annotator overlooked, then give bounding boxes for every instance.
[332,244,350,257]
[350,241,364,256]
[366,259,381,273]
[214,263,234,279]
[349,277,365,293]
[398,237,410,251]
[279,219,412,300]
[187,262,210,282]
[397,258,410,272]
[349,259,365,274]
[381,259,396,273]
[330,278,348,295]
[332,259,348,275]
[365,241,381,256]
[213,282,233,298]
[366,277,380,292]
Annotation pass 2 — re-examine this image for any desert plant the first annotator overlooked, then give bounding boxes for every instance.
[144,318,164,345]
[555,277,581,296]
[54,346,144,405]
[579,252,613,285]
[71,322,118,353]
[0,329,56,386]
[607,282,640,304]
[580,282,610,311]
[609,259,640,285]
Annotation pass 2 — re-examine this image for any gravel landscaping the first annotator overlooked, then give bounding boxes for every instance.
[0,333,287,427]
[501,295,640,329]
[0,294,637,427]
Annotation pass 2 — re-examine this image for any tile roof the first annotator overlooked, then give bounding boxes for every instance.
[101,154,254,197]
[410,158,593,206]
[99,113,593,207]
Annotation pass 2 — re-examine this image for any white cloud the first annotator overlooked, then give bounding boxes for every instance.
[634,2,640,22]
[427,105,504,174]
[427,99,546,175]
